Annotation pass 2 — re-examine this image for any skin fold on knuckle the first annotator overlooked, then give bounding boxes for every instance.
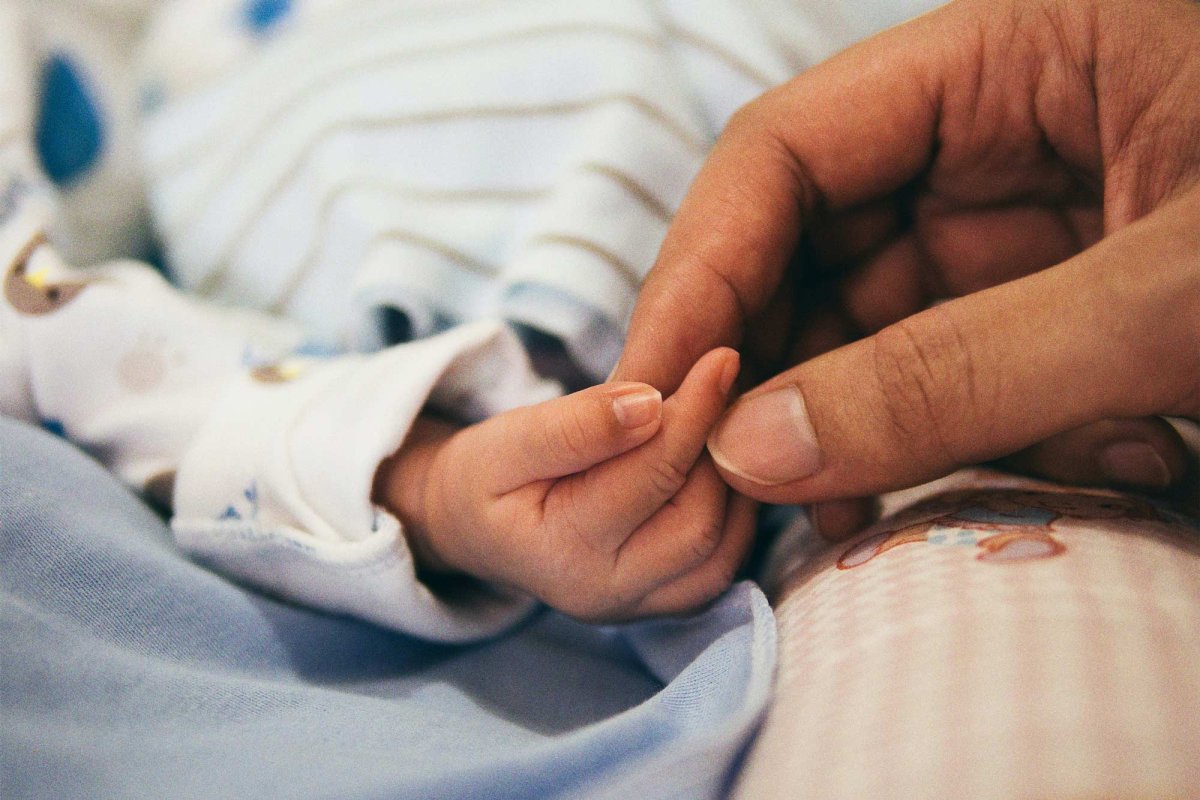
[550,401,600,465]
[542,482,609,560]
[646,455,690,499]
[541,475,685,618]
[870,309,986,473]
[660,175,770,341]
[696,97,805,296]
[1094,1,1200,219]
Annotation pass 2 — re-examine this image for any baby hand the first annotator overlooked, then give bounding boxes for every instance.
[375,348,754,622]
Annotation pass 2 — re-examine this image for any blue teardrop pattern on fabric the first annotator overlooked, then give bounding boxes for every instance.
[40,418,67,439]
[244,0,294,36]
[35,53,105,188]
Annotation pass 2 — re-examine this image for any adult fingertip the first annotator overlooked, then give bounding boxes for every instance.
[1097,440,1174,490]
[1004,417,1192,493]
[707,384,822,486]
[810,498,877,541]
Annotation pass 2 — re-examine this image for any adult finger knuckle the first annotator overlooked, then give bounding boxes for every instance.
[871,309,986,468]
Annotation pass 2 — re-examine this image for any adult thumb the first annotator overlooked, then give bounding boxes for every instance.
[706,192,1200,504]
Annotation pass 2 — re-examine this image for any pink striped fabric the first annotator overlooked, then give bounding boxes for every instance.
[737,473,1200,799]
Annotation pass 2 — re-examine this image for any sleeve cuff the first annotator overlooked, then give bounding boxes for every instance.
[172,320,559,642]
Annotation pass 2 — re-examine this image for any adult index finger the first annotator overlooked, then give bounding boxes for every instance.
[613,2,969,393]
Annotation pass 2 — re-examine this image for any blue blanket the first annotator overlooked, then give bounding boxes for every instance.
[0,418,775,799]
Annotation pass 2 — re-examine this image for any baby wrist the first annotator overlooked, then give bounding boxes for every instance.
[371,415,460,575]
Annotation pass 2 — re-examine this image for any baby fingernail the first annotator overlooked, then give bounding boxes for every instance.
[1099,441,1172,489]
[612,387,662,429]
[708,385,821,485]
[719,351,740,396]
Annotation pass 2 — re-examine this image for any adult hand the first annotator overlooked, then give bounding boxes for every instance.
[614,0,1200,537]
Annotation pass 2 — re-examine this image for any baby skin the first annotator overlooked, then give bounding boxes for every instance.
[373,348,755,622]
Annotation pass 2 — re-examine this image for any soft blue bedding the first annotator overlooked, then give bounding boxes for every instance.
[0,418,775,799]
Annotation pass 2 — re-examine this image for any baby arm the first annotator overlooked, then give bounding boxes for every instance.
[1,209,558,640]
[373,348,757,621]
